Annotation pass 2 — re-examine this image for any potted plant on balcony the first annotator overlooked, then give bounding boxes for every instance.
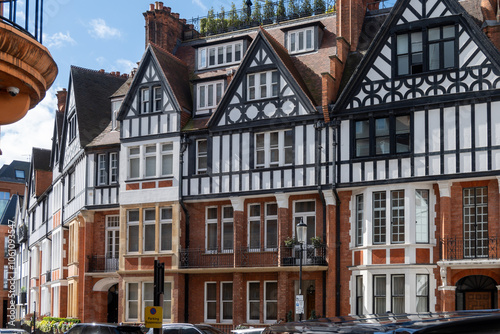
[282,236,299,265]
[310,236,325,264]
[276,0,286,21]
[19,286,26,304]
[263,0,274,24]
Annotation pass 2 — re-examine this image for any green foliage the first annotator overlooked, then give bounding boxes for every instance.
[284,236,299,247]
[219,6,228,32]
[326,4,336,13]
[263,0,274,22]
[311,236,323,247]
[309,310,318,320]
[26,316,80,334]
[228,3,240,28]
[206,7,217,34]
[313,0,326,13]
[252,0,263,24]
[200,18,207,35]
[301,0,313,16]
[276,0,286,19]
[240,0,251,24]
[286,310,293,322]
[288,0,299,18]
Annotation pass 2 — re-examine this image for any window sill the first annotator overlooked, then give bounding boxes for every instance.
[289,49,317,56]
[350,152,412,162]
[125,176,174,183]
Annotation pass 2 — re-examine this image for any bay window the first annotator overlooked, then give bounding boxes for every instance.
[160,207,172,251]
[416,274,429,312]
[197,81,223,111]
[127,142,174,179]
[143,208,155,252]
[206,207,218,251]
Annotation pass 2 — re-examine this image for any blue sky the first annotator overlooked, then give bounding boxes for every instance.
[0,0,218,166]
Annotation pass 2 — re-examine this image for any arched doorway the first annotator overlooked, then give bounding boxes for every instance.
[107,284,118,323]
[456,275,497,310]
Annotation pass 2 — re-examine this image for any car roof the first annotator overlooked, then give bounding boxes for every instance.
[264,310,500,334]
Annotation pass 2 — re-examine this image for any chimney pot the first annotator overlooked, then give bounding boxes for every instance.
[99,69,105,73]
[116,71,120,76]
[149,4,154,11]
[159,1,164,9]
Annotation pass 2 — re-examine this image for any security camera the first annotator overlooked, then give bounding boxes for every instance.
[7,87,19,97]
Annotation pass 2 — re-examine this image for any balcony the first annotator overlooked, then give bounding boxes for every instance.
[0,0,57,125]
[17,224,27,243]
[179,245,327,269]
[439,236,499,261]
[88,255,119,272]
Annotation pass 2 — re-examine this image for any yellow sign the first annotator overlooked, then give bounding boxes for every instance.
[145,306,163,328]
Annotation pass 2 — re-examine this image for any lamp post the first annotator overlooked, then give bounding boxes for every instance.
[296,217,307,321]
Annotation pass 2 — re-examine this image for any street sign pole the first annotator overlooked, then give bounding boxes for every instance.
[153,260,165,334]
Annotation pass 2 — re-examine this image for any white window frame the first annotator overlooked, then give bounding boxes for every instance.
[247,281,260,323]
[247,70,278,101]
[293,200,316,246]
[265,203,278,250]
[264,281,278,323]
[197,81,224,112]
[127,210,140,253]
[206,207,218,252]
[144,145,157,178]
[221,281,233,322]
[140,88,150,114]
[222,206,234,252]
[161,143,174,177]
[197,139,208,174]
[288,27,314,54]
[126,282,139,321]
[355,194,364,247]
[198,41,243,70]
[160,207,172,252]
[110,152,118,183]
[52,285,60,317]
[41,239,51,273]
[128,147,140,179]
[68,170,76,200]
[248,204,261,251]
[255,129,293,168]
[153,86,162,112]
[106,215,120,258]
[143,208,156,253]
[205,282,217,322]
[51,231,61,269]
[98,154,107,185]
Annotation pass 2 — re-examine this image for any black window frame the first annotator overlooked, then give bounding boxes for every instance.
[394,21,458,77]
[352,114,412,159]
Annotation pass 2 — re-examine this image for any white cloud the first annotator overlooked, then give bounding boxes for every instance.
[44,31,76,49]
[0,89,57,167]
[192,0,208,11]
[116,59,136,74]
[88,18,122,39]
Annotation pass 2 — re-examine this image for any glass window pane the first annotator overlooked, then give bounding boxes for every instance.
[411,32,422,52]
[428,27,440,41]
[398,55,409,75]
[375,118,389,136]
[128,225,139,252]
[208,84,214,106]
[306,29,312,49]
[226,45,233,63]
[429,43,440,70]
[161,223,172,250]
[443,41,455,68]
[397,34,408,54]
[443,25,455,38]
[162,154,173,175]
[144,225,155,251]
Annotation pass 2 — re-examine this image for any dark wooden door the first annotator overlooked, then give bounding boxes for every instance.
[465,292,491,310]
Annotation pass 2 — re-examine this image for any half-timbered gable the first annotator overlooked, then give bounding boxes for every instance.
[333,0,500,187]
[119,43,191,139]
[183,28,332,198]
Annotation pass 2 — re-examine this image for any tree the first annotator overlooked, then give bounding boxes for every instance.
[301,0,313,16]
[252,0,263,24]
[313,0,326,14]
[276,0,286,20]
[263,0,274,23]
[240,0,251,25]
[228,2,240,29]
[219,6,228,32]
[206,7,217,34]
[288,0,299,18]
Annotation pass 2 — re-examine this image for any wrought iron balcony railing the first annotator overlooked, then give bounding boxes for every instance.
[88,255,119,272]
[439,236,499,261]
[0,0,44,42]
[179,245,327,269]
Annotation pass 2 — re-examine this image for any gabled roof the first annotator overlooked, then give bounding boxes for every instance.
[118,43,192,120]
[0,194,18,225]
[0,160,29,183]
[332,0,500,115]
[87,122,120,148]
[206,28,318,128]
[69,66,128,147]
[32,148,51,172]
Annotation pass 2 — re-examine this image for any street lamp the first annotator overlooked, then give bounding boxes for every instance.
[296,217,307,321]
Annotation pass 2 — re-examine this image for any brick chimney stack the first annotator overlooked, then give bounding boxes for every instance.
[481,0,500,50]
[56,89,67,113]
[144,2,187,53]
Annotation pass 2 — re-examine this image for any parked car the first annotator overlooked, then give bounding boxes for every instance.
[64,323,144,334]
[0,330,29,334]
[231,328,265,334]
[146,323,224,334]
[263,309,500,333]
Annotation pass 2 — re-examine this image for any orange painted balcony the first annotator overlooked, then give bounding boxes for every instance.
[0,0,57,125]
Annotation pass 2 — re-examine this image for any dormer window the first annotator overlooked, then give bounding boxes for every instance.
[198,41,243,70]
[111,99,122,130]
[396,24,456,76]
[197,81,224,114]
[288,27,314,54]
[68,114,77,142]
[15,170,25,180]
[140,88,149,113]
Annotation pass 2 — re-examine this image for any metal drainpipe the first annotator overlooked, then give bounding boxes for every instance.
[179,135,190,322]
[330,118,342,316]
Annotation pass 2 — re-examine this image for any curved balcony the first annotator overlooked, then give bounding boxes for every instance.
[0,0,57,125]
